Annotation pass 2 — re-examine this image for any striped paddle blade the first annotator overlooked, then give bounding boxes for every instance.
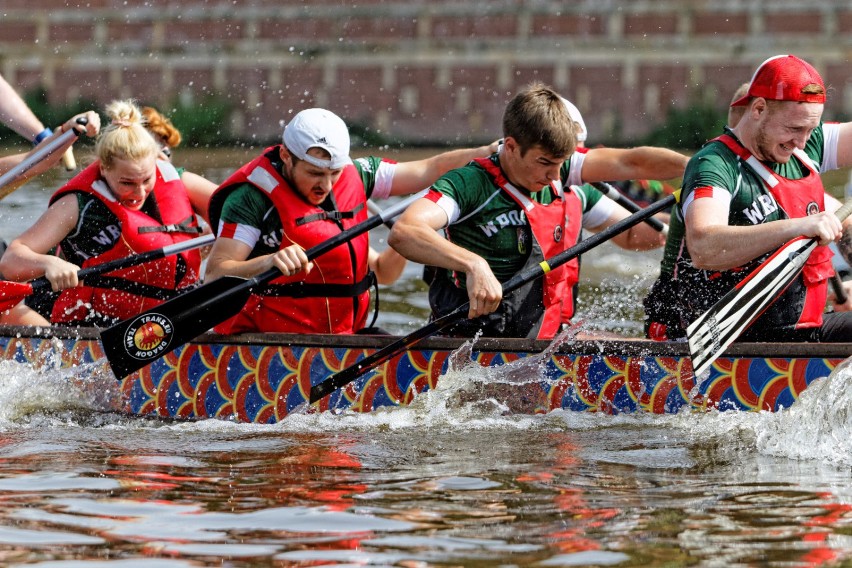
[686,236,815,378]
[687,197,852,378]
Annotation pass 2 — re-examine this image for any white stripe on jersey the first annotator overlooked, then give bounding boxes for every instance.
[567,151,586,187]
[369,161,397,200]
[433,193,462,226]
[217,220,261,249]
[682,187,732,217]
[822,122,840,173]
[582,194,616,229]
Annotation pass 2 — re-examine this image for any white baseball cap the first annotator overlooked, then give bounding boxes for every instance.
[282,108,352,169]
[560,97,587,142]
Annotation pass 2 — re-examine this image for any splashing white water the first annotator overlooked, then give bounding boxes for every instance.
[279,327,583,434]
[752,358,852,466]
[0,339,123,426]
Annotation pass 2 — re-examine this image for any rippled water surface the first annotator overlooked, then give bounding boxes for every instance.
[0,147,849,566]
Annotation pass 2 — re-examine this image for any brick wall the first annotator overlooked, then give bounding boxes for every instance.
[2,0,852,145]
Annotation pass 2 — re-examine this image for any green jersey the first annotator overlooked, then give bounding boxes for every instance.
[660,125,828,277]
[430,153,608,285]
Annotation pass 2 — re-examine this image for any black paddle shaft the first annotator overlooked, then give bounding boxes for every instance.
[309,193,677,403]
[29,234,215,295]
[101,191,425,379]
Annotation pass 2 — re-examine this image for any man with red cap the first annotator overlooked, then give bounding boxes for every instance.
[644,54,852,342]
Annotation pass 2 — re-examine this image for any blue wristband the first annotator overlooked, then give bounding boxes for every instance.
[33,127,53,145]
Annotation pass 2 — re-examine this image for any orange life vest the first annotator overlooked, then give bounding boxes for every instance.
[716,134,834,328]
[474,157,582,338]
[50,160,202,324]
[208,146,372,334]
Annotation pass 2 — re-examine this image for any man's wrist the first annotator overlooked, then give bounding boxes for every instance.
[32,127,53,145]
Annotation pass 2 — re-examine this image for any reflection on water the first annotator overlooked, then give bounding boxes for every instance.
[1,147,851,565]
[0,346,847,565]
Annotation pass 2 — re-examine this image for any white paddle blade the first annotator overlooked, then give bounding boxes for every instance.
[687,237,816,378]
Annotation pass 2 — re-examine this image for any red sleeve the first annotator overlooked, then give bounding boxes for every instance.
[692,186,715,199]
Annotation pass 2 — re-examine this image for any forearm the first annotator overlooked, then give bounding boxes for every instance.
[389,221,484,275]
[205,253,275,281]
[372,247,407,285]
[420,143,497,181]
[0,241,66,281]
[621,147,689,181]
[613,222,666,251]
[688,220,805,270]
[0,77,45,141]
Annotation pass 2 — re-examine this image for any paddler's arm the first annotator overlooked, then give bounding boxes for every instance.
[686,194,842,271]
[205,238,312,282]
[0,194,81,291]
[579,146,688,183]
[385,140,500,196]
[388,196,501,319]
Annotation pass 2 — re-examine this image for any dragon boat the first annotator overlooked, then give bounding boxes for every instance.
[0,325,847,422]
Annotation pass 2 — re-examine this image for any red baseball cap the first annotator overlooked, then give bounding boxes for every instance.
[730,54,826,107]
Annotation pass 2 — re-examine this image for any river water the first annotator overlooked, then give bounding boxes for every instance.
[0,147,850,566]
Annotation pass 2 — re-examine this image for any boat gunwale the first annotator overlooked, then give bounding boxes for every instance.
[2,324,849,359]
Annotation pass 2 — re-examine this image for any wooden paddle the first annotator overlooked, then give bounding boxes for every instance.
[0,118,85,199]
[0,233,215,313]
[309,193,678,403]
[100,189,428,378]
[591,182,668,235]
[687,198,852,378]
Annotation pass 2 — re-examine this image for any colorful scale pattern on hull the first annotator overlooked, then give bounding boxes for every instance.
[0,335,840,422]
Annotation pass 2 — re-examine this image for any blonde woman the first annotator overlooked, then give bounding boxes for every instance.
[0,100,216,326]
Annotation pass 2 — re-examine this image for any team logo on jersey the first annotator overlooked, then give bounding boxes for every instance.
[806,201,820,216]
[553,224,563,243]
[123,313,174,361]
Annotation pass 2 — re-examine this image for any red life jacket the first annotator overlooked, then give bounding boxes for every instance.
[716,134,834,328]
[208,146,372,334]
[50,160,202,324]
[474,157,582,339]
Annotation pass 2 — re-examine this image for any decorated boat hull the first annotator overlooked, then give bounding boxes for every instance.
[0,326,847,422]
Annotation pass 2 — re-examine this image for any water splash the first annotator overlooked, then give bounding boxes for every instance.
[752,357,852,466]
[0,339,123,426]
[282,327,584,433]
[650,356,852,467]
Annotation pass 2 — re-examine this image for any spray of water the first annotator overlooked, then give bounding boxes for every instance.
[0,339,123,426]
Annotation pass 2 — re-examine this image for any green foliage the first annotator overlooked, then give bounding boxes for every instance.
[164,96,233,147]
[642,102,726,151]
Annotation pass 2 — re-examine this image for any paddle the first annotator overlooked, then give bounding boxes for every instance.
[309,193,677,403]
[687,198,852,378]
[101,189,428,378]
[0,118,85,199]
[0,233,215,313]
[591,182,668,234]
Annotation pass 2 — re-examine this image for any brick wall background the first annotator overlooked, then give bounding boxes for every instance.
[2,0,852,145]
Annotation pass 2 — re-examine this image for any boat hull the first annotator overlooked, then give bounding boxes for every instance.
[0,326,846,422]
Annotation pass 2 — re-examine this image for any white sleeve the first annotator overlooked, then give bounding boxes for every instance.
[821,122,841,173]
[581,195,617,229]
[369,160,397,200]
[566,152,586,187]
[681,187,732,217]
[432,193,461,226]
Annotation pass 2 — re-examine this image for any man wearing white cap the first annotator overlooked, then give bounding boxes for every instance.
[645,54,852,342]
[204,107,497,334]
